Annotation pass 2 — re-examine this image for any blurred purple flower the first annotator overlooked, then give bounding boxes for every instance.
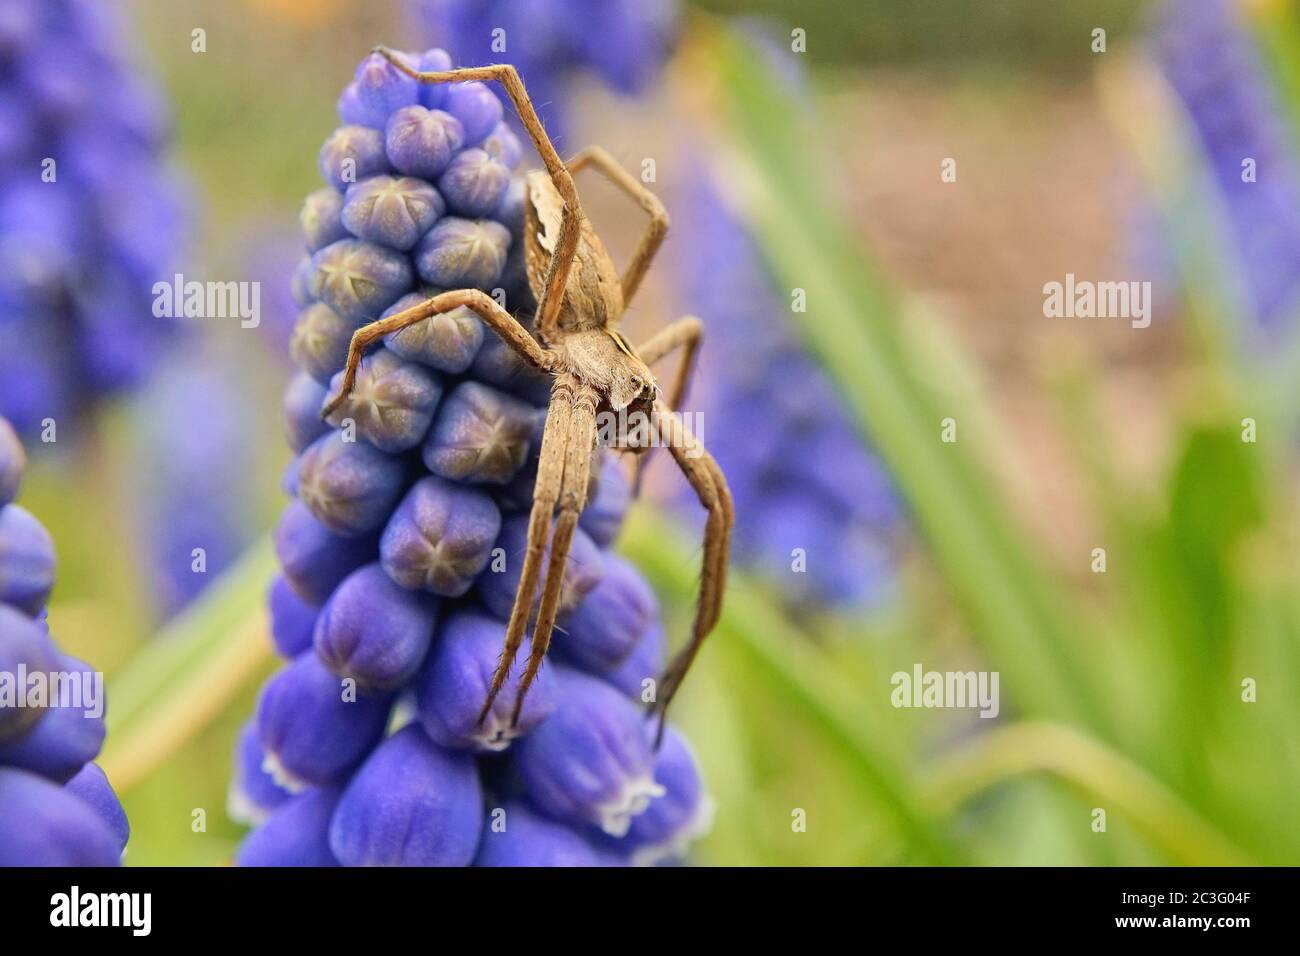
[0,0,189,435]
[1152,0,1300,333]
[669,161,900,607]
[409,0,679,137]
[127,351,260,619]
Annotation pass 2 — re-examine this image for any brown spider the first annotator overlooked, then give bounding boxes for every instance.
[322,49,734,742]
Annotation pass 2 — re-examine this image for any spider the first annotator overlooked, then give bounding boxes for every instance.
[323,48,734,743]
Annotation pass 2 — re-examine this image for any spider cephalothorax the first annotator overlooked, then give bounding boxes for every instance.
[324,49,733,742]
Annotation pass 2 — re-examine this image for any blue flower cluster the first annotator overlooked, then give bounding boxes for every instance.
[670,162,900,607]
[233,50,710,866]
[0,0,188,435]
[0,416,128,865]
[411,0,679,133]
[1152,0,1300,333]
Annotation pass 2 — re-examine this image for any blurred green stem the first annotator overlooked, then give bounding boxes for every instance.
[621,508,963,865]
[695,27,1107,734]
[101,537,276,793]
[925,722,1253,866]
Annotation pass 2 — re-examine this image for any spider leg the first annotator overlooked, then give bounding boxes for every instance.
[566,146,669,308]
[374,49,582,341]
[623,316,704,495]
[509,383,599,726]
[476,373,577,725]
[649,401,734,746]
[321,288,552,418]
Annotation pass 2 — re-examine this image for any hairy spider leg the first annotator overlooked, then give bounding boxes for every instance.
[375,50,583,341]
[475,373,577,724]
[510,382,599,726]
[649,400,733,746]
[566,145,669,309]
[622,316,704,495]
[321,289,551,418]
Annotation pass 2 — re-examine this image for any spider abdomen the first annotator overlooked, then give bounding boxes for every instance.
[523,171,624,330]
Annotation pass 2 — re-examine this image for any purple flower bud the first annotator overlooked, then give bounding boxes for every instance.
[480,121,523,170]
[292,254,316,307]
[415,217,511,289]
[495,454,543,513]
[0,416,24,506]
[328,724,483,866]
[318,124,392,192]
[495,176,527,235]
[300,187,349,251]
[416,48,453,109]
[380,476,501,596]
[469,326,553,404]
[269,575,318,658]
[342,175,445,251]
[555,555,656,673]
[228,720,290,826]
[579,453,630,547]
[351,51,420,125]
[310,238,413,324]
[297,431,407,537]
[478,515,605,621]
[281,457,301,498]
[415,610,554,752]
[0,653,105,783]
[0,503,55,616]
[437,148,511,218]
[314,563,436,693]
[290,302,354,385]
[606,726,712,864]
[475,801,624,867]
[64,763,130,858]
[422,381,538,486]
[384,105,465,180]
[0,604,58,742]
[256,651,392,790]
[324,348,442,453]
[514,667,664,836]
[237,785,342,867]
[273,499,378,605]
[0,767,121,866]
[282,372,330,453]
[604,621,664,700]
[443,81,503,145]
[382,291,484,373]
[336,81,372,128]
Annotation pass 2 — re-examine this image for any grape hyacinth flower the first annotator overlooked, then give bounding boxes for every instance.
[1151,0,1300,334]
[0,0,188,435]
[128,351,261,619]
[234,49,709,866]
[410,0,679,135]
[0,415,127,865]
[669,162,900,608]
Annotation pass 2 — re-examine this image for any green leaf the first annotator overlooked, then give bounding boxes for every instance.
[704,26,1108,733]
[620,508,963,864]
[101,536,276,793]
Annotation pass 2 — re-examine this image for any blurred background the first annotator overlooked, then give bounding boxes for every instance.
[6,0,1300,865]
